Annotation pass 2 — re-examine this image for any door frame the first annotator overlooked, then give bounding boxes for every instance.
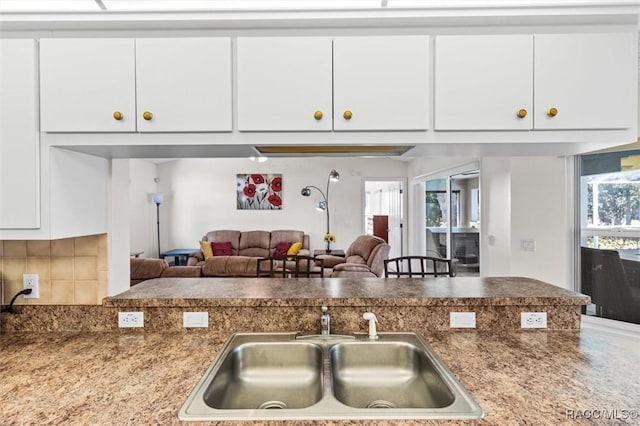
[361,177,408,259]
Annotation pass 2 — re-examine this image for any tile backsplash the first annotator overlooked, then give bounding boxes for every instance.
[0,234,108,306]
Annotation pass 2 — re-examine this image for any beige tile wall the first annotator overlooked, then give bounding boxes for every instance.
[0,234,108,305]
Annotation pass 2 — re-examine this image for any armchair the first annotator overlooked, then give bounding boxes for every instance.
[318,234,391,278]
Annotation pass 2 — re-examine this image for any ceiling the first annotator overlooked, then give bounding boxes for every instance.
[0,1,612,12]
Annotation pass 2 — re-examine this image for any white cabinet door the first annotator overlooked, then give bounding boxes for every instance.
[334,36,430,131]
[434,35,533,130]
[135,38,232,132]
[40,39,136,132]
[237,37,333,131]
[534,33,637,130]
[0,39,39,229]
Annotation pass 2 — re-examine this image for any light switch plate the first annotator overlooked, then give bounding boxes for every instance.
[183,312,209,328]
[520,239,536,252]
[450,312,476,328]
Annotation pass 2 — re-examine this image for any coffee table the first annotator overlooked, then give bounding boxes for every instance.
[160,248,198,266]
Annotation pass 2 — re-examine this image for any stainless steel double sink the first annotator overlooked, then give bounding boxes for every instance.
[178,332,483,421]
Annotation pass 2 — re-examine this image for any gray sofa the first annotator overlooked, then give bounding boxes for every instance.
[187,229,310,277]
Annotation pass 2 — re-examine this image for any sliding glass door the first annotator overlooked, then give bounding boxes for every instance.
[422,167,480,277]
[580,151,640,324]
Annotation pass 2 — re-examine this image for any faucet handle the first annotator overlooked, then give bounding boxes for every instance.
[321,305,328,313]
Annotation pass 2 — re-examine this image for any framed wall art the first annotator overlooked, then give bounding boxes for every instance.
[237,173,283,210]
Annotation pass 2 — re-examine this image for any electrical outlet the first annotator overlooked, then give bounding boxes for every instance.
[521,312,547,329]
[23,274,39,299]
[450,312,476,328]
[118,312,144,328]
[183,312,209,328]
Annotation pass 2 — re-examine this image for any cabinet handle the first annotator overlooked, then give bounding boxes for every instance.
[343,110,353,120]
[547,107,558,117]
[143,111,153,121]
[516,109,527,119]
[113,111,123,121]
[314,111,323,120]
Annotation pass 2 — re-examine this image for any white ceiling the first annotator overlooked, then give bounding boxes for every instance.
[2,0,637,12]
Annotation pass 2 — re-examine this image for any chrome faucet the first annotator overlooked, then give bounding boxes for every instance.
[320,306,330,335]
[363,312,379,339]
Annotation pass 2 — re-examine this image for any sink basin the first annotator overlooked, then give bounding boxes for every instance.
[203,341,323,409]
[330,341,455,409]
[179,332,483,421]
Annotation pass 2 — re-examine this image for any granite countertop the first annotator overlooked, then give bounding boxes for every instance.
[2,327,638,425]
[104,276,589,308]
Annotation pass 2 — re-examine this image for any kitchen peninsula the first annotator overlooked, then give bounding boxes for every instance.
[2,276,588,332]
[2,276,639,425]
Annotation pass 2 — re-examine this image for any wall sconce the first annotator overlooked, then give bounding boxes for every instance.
[152,192,163,257]
[301,169,340,237]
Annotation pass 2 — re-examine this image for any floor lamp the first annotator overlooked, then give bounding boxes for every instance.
[153,192,164,257]
[301,170,340,249]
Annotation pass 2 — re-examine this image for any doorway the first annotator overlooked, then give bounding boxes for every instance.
[363,179,406,259]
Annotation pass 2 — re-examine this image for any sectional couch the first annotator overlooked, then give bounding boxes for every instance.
[187,229,311,277]
[130,257,202,286]
[130,231,390,285]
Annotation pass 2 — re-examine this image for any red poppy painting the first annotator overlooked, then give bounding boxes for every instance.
[237,173,283,210]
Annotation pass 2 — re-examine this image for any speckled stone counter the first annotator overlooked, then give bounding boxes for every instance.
[1,327,638,425]
[1,277,589,332]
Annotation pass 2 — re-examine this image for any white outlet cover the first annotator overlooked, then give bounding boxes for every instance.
[118,312,144,328]
[521,312,548,329]
[450,312,476,328]
[23,273,39,299]
[183,312,209,328]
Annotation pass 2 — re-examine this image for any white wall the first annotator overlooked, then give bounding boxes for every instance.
[482,157,571,288]
[109,159,131,297]
[154,157,407,252]
[129,159,158,257]
[481,157,512,277]
[507,157,570,288]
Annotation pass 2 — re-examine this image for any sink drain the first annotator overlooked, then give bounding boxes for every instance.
[366,400,397,409]
[258,400,288,410]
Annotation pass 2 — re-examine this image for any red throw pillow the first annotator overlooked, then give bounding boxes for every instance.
[211,241,234,256]
[273,242,292,259]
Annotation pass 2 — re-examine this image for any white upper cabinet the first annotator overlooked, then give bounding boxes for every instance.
[40,38,136,132]
[40,38,232,133]
[0,39,40,229]
[237,37,333,131]
[435,35,533,131]
[534,33,636,130]
[434,32,636,131]
[333,36,430,131]
[135,38,232,132]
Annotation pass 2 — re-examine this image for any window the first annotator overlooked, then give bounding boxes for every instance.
[580,151,640,324]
